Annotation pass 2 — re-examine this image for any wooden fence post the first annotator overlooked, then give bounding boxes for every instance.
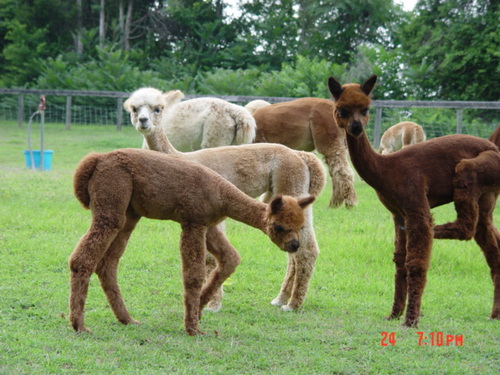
[456,109,463,134]
[17,94,24,128]
[116,97,123,131]
[373,107,383,148]
[65,96,72,130]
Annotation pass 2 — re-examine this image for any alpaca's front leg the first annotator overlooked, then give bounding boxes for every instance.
[180,226,207,336]
[403,213,433,327]
[276,226,319,311]
[201,226,240,311]
[271,255,295,308]
[96,214,141,325]
[386,216,408,320]
[204,223,226,312]
[322,147,357,208]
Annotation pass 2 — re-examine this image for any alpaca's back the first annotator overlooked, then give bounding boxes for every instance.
[73,149,252,223]
[164,98,256,151]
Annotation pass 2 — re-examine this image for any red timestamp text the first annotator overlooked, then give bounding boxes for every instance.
[417,332,464,346]
[380,332,464,346]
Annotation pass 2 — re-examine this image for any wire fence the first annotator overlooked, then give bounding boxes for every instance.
[1,89,499,147]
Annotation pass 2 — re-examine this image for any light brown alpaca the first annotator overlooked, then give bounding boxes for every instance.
[328,75,500,327]
[69,149,315,335]
[378,121,426,154]
[124,89,327,312]
[252,98,357,208]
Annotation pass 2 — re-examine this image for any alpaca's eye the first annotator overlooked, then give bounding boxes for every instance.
[273,224,285,233]
[338,108,348,118]
[132,107,137,113]
[361,108,369,116]
[154,107,161,114]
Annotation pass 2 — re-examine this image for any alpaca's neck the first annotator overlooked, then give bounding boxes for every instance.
[347,131,384,189]
[222,187,267,232]
[144,127,181,156]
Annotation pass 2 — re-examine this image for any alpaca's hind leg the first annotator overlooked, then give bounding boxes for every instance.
[474,193,500,319]
[95,213,141,325]
[434,187,479,240]
[204,224,226,312]
[200,111,234,148]
[180,225,208,336]
[402,211,433,327]
[386,215,408,320]
[69,220,124,333]
[200,226,241,311]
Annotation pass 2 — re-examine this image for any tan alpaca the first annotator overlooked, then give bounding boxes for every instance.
[69,149,315,336]
[328,75,500,327]
[252,97,357,208]
[378,121,426,154]
[124,88,326,312]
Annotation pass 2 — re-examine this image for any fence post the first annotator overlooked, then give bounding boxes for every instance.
[373,107,383,148]
[116,97,123,131]
[17,94,24,128]
[456,109,463,134]
[65,96,72,130]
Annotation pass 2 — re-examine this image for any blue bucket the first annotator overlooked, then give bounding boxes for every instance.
[23,150,54,171]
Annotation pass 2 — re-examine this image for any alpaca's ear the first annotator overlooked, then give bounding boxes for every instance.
[298,196,315,209]
[328,77,344,101]
[269,195,284,213]
[362,75,377,96]
[123,98,132,112]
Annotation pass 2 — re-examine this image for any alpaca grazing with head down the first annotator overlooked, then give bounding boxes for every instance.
[252,97,357,208]
[327,75,500,327]
[124,88,256,152]
[69,148,315,336]
[378,121,426,154]
[123,88,327,312]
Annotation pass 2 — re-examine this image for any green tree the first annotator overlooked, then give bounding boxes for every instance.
[399,0,500,101]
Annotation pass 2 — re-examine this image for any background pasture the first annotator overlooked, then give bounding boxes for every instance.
[0,121,499,374]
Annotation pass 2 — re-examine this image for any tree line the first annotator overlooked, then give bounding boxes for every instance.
[0,0,498,102]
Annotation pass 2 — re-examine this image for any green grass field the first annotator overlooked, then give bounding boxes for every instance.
[1,121,499,374]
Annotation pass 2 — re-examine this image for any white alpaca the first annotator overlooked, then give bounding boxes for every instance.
[378,121,426,154]
[124,88,256,152]
[124,89,327,312]
[245,99,271,115]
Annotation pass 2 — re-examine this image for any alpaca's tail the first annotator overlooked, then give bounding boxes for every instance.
[298,151,327,197]
[229,106,257,145]
[163,90,185,107]
[73,153,101,209]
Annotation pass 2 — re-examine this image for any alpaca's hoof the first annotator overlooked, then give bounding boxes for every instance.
[127,319,141,325]
[490,312,500,320]
[270,297,286,307]
[75,326,92,334]
[281,304,296,312]
[186,327,206,336]
[204,302,222,313]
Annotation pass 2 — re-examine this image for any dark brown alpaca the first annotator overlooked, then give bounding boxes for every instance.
[327,75,500,327]
[69,149,314,336]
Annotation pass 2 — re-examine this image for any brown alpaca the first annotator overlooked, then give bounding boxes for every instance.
[378,121,426,154]
[489,125,500,148]
[124,88,326,312]
[252,98,357,208]
[327,75,500,327]
[69,149,314,336]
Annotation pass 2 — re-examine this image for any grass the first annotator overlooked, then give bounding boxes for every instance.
[0,121,499,374]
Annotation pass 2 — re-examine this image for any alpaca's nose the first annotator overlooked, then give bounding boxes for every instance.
[139,116,149,127]
[285,239,300,253]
